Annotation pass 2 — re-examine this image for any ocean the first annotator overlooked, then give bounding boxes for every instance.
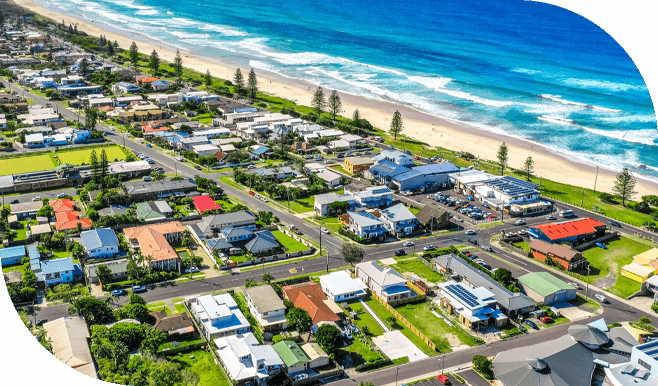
[36,0,658,181]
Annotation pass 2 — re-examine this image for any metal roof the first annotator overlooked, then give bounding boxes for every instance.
[41,257,74,275]
[368,160,411,177]
[484,175,539,197]
[412,162,459,175]
[80,228,119,250]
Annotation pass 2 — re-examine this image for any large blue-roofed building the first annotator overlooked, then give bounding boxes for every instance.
[390,162,459,192]
[364,160,411,185]
[0,245,26,267]
[80,228,120,260]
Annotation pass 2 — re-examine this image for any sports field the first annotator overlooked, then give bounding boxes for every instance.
[0,154,57,176]
[55,146,128,165]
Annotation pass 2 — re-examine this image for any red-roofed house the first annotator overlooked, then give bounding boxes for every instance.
[528,218,606,245]
[142,124,170,134]
[123,222,185,271]
[98,106,115,112]
[282,282,341,325]
[192,195,221,214]
[136,76,162,85]
[55,211,92,232]
[49,199,76,213]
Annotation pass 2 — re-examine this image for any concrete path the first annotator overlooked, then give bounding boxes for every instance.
[359,298,390,332]
[373,330,429,362]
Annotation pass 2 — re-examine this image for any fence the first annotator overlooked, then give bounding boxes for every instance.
[370,291,436,351]
[291,368,345,386]
[573,231,618,251]
[499,240,530,257]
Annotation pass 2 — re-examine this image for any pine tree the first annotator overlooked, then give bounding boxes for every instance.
[107,42,114,57]
[390,110,403,140]
[328,89,342,122]
[90,150,100,184]
[312,86,326,115]
[149,49,160,73]
[523,156,534,182]
[100,149,109,186]
[79,58,88,79]
[497,142,509,175]
[612,167,637,207]
[247,68,258,98]
[352,109,361,125]
[233,68,245,96]
[205,69,212,86]
[173,50,183,79]
[129,41,139,67]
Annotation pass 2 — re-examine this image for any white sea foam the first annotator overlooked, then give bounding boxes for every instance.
[171,17,198,26]
[200,24,248,37]
[167,30,210,40]
[564,78,647,92]
[540,94,588,108]
[590,105,622,113]
[106,0,153,10]
[580,127,658,147]
[407,76,453,90]
[511,68,544,76]
[135,9,159,16]
[593,114,657,124]
[537,115,574,126]
[167,11,174,15]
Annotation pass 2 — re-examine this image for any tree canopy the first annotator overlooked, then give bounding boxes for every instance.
[286,307,312,333]
[342,243,365,266]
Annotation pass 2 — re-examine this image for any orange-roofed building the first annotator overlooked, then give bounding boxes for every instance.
[54,211,92,232]
[143,125,170,134]
[136,76,162,85]
[98,106,115,112]
[49,199,76,213]
[123,222,185,271]
[528,218,606,245]
[282,282,341,325]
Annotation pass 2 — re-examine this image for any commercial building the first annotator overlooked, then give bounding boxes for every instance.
[190,293,251,340]
[528,218,607,245]
[356,261,413,303]
[390,162,459,192]
[517,272,577,305]
[244,285,287,331]
[529,239,588,271]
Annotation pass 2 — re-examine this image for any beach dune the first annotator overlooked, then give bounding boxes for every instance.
[18,0,657,197]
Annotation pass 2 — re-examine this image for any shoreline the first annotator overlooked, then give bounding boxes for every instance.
[19,0,658,196]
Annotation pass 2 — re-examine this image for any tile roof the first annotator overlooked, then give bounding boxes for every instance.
[49,198,75,213]
[80,228,119,250]
[530,218,606,241]
[529,239,581,262]
[151,312,194,333]
[192,195,221,213]
[123,222,185,262]
[54,211,92,231]
[293,289,340,325]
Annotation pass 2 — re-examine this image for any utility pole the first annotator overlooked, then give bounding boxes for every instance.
[585,264,590,301]
[395,367,399,386]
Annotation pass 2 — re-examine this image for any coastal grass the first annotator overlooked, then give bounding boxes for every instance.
[0,154,56,176]
[55,145,128,165]
[510,241,531,253]
[285,197,315,213]
[272,230,308,253]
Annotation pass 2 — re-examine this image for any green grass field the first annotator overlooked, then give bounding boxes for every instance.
[170,350,229,386]
[511,241,531,253]
[390,259,445,283]
[0,154,56,176]
[55,145,128,165]
[271,230,308,253]
[317,216,344,234]
[348,301,385,337]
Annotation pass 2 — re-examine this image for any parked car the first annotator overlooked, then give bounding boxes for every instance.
[546,215,556,220]
[111,289,125,296]
[524,320,538,329]
[403,241,415,247]
[482,245,493,252]
[176,157,184,161]
[594,294,608,303]
[10,199,19,204]
[185,267,200,273]
[610,220,621,227]
[363,151,371,155]
[304,155,313,159]
[423,244,435,251]
[146,143,152,148]
[395,249,406,257]
[146,159,155,164]
[464,229,477,235]
[437,375,451,385]
[455,217,464,222]
[515,220,526,225]
[132,285,146,293]
[466,238,478,245]
[247,165,256,169]
[32,196,41,201]
[194,165,202,170]
[540,316,554,324]
[463,251,472,257]
[143,176,152,182]
[568,282,580,289]
[35,319,47,326]
[321,227,329,234]
[55,193,66,198]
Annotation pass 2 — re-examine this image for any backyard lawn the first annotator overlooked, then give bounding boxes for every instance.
[329,165,352,175]
[338,337,384,366]
[348,301,385,337]
[581,236,650,298]
[394,301,482,352]
[55,145,129,165]
[287,196,315,213]
[170,349,229,386]
[511,241,531,253]
[317,217,344,234]
[390,259,445,283]
[0,154,56,176]
[215,198,242,212]
[272,230,308,253]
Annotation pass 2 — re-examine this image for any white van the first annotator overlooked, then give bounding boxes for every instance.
[594,294,607,303]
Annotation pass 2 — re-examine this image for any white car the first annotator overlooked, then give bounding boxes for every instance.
[403,241,415,247]
[321,227,329,234]
[32,196,41,201]
[176,157,184,161]
[515,220,526,225]
[465,230,477,235]
[423,245,435,251]
[56,193,66,198]
[455,217,464,222]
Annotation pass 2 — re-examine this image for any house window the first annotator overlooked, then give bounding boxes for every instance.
[638,358,652,371]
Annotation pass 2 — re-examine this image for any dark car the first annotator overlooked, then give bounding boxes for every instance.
[463,251,472,257]
[395,249,406,257]
[467,238,478,245]
[10,199,19,204]
[524,320,538,329]
[35,319,47,326]
[610,221,621,227]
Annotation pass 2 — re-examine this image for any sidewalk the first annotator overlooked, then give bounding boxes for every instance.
[359,299,390,332]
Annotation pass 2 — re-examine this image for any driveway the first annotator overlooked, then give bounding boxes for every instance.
[456,369,492,386]
[550,301,594,321]
[372,330,429,362]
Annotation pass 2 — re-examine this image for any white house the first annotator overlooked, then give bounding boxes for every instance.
[243,285,287,331]
[319,270,367,302]
[374,150,415,167]
[215,332,284,386]
[339,134,363,149]
[355,261,413,303]
[152,93,181,107]
[193,144,220,157]
[438,280,508,329]
[345,211,387,240]
[190,293,251,340]
[474,175,540,208]
[80,228,120,260]
[379,203,418,237]
[315,169,342,187]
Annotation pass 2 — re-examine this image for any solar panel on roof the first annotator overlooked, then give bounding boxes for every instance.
[371,187,392,195]
[358,212,379,221]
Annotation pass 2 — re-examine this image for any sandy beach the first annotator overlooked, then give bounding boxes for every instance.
[19,0,657,197]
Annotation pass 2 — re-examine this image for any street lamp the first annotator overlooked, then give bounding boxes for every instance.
[395,367,399,386]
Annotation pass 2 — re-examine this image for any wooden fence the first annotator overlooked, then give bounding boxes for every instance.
[499,240,530,257]
[370,292,436,351]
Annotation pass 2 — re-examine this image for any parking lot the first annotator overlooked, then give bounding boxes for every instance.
[404,373,462,386]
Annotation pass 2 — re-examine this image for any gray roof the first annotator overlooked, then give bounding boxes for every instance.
[568,324,610,347]
[86,259,129,278]
[379,203,417,222]
[348,211,383,228]
[357,261,407,287]
[125,178,198,195]
[80,228,119,250]
[244,230,280,254]
[314,192,354,205]
[206,238,234,251]
[203,211,257,228]
[221,227,254,239]
[433,254,535,312]
[244,285,285,313]
[10,201,43,214]
[98,205,129,217]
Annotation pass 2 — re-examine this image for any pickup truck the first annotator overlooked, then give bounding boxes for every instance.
[289,225,303,235]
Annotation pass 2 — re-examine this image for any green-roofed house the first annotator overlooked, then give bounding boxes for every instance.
[272,340,310,374]
[135,201,172,222]
[517,272,577,305]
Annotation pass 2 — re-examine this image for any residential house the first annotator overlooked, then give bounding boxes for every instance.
[301,343,330,369]
[343,157,374,175]
[339,134,363,149]
[40,257,80,286]
[80,228,120,260]
[528,218,607,245]
[433,254,536,318]
[25,133,45,148]
[29,223,52,240]
[356,261,412,303]
[152,93,181,107]
[190,293,251,340]
[313,192,356,216]
[242,230,280,256]
[316,169,342,187]
[85,259,129,285]
[215,332,284,386]
[390,162,460,192]
[135,201,173,222]
[253,167,294,181]
[193,144,220,157]
[180,136,210,151]
[195,128,231,138]
[43,317,98,379]
[123,222,185,271]
[374,150,415,167]
[97,204,129,217]
[57,85,103,97]
[250,146,272,158]
[529,239,588,272]
[437,280,508,329]
[150,312,195,337]
[114,95,144,107]
[195,211,257,237]
[0,245,26,267]
[244,285,288,331]
[54,211,92,232]
[282,282,341,325]
[621,248,658,283]
[517,272,577,305]
[379,203,418,237]
[124,178,198,202]
[319,270,368,302]
[111,82,141,94]
[179,91,220,103]
[49,198,75,213]
[272,341,310,375]
[415,206,450,230]
[192,195,221,214]
[352,186,394,209]
[344,211,387,240]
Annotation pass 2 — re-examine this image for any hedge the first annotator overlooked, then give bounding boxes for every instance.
[354,358,392,372]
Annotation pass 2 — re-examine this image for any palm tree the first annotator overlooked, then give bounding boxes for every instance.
[93,340,129,367]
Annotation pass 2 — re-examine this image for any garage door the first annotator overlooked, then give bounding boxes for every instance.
[554,290,568,303]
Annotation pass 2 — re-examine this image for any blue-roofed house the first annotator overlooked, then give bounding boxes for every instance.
[373,150,415,167]
[345,211,387,240]
[40,257,80,286]
[221,227,255,243]
[80,228,120,260]
[28,244,41,273]
[206,238,235,253]
[244,230,281,256]
[190,293,251,340]
[251,146,273,159]
[150,80,170,91]
[364,160,411,185]
[352,186,394,209]
[379,203,419,237]
[111,82,142,94]
[391,162,460,192]
[0,245,26,267]
[72,129,91,144]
